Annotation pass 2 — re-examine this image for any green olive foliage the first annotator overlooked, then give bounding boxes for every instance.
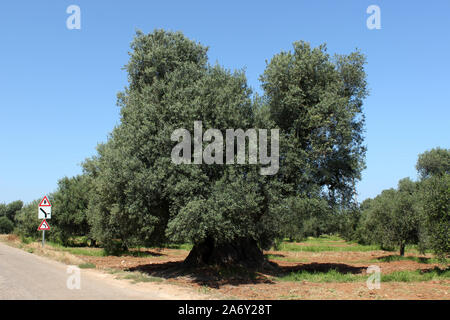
[0,200,23,223]
[358,178,420,255]
[417,148,449,261]
[51,175,91,245]
[82,30,368,259]
[0,216,14,234]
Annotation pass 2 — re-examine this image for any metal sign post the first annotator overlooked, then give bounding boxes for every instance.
[38,219,50,245]
[38,196,52,247]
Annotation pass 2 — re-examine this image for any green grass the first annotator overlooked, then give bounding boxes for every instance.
[20,236,34,244]
[275,241,380,252]
[274,235,381,252]
[278,269,362,283]
[381,268,450,282]
[105,268,164,284]
[78,263,96,269]
[39,240,192,257]
[404,244,434,254]
[198,285,211,295]
[106,268,123,275]
[120,272,164,284]
[47,242,107,257]
[162,243,193,250]
[374,255,447,264]
[277,267,450,283]
[265,254,308,263]
[302,235,346,243]
[47,243,171,258]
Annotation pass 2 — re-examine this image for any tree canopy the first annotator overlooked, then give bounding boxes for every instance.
[81,30,368,266]
[416,147,450,179]
[416,148,450,260]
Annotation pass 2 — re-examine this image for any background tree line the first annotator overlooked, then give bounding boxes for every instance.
[344,147,449,261]
[2,30,447,266]
[9,146,448,262]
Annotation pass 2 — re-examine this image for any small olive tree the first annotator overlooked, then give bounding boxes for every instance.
[416,148,450,261]
[359,178,420,255]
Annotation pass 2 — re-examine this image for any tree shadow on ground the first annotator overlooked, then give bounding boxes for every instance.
[274,262,367,275]
[375,254,431,264]
[127,261,273,288]
[127,261,368,288]
[121,249,166,257]
[420,266,450,274]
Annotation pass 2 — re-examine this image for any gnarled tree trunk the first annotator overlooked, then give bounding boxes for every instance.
[184,236,267,269]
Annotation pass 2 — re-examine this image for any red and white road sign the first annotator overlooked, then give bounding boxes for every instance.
[39,196,51,207]
[38,195,52,219]
[38,219,51,231]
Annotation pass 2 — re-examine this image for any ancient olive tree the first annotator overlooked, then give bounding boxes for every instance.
[84,30,368,267]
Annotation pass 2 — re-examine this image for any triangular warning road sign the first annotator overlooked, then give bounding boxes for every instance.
[39,196,51,207]
[38,219,51,231]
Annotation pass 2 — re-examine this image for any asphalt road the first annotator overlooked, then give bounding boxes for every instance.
[0,242,169,300]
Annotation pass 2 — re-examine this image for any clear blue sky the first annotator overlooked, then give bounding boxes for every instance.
[1,0,449,204]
